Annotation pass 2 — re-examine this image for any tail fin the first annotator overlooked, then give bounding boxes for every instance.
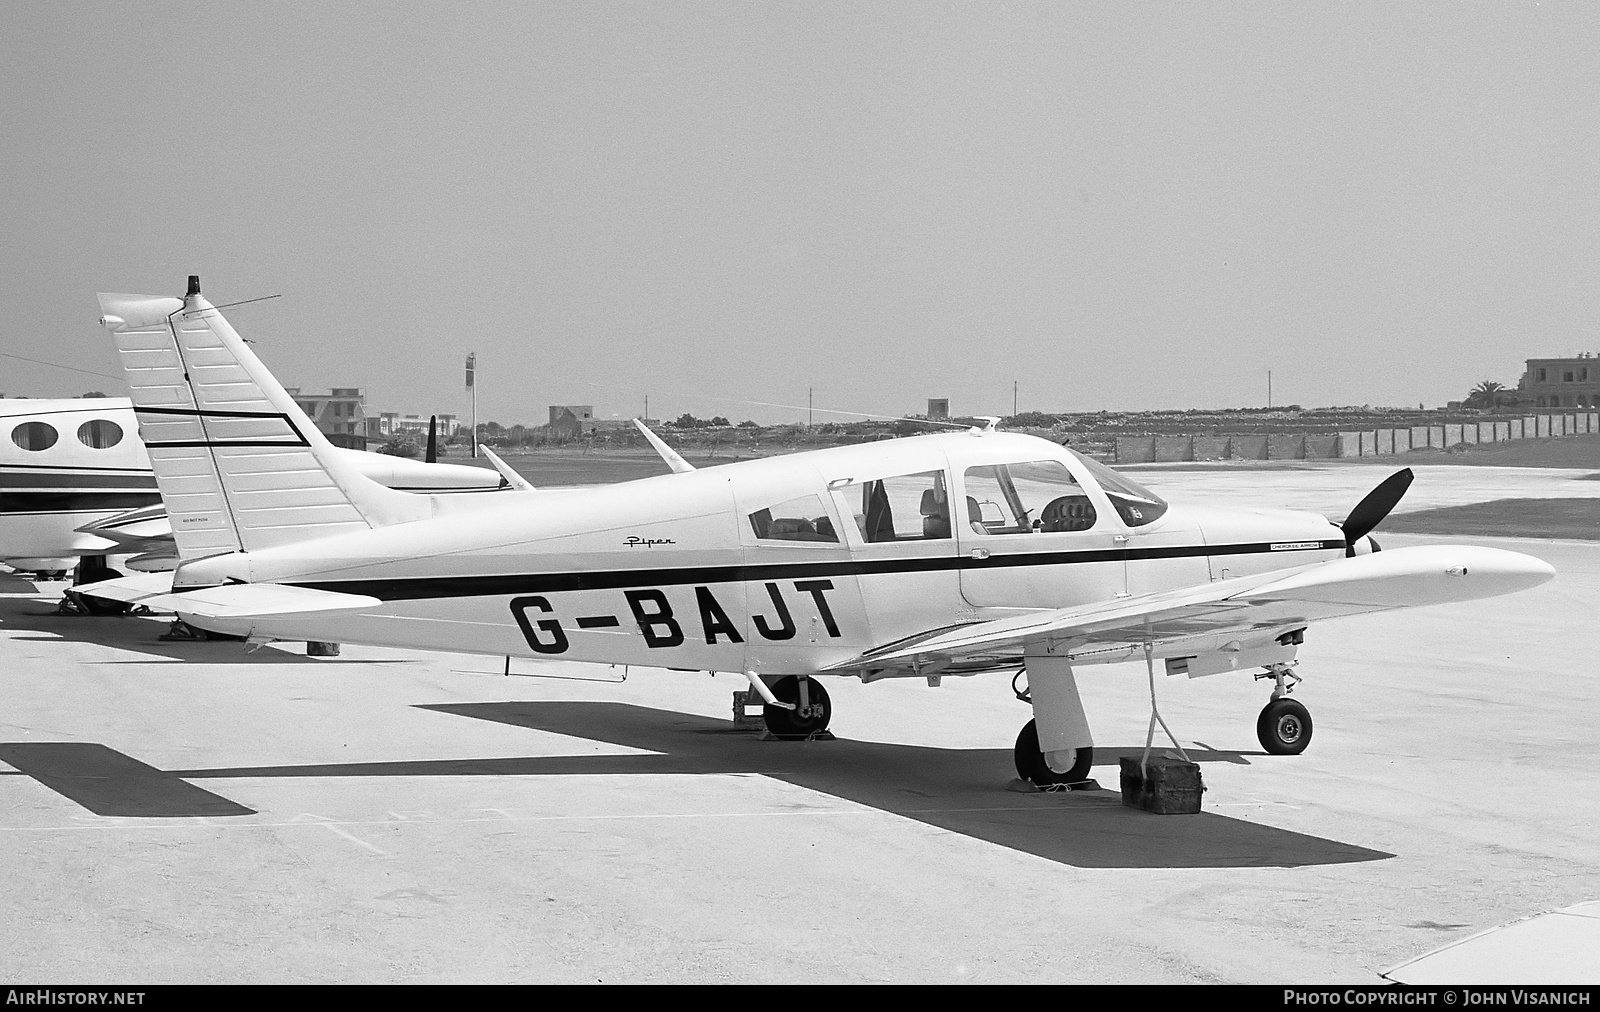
[97,277,425,561]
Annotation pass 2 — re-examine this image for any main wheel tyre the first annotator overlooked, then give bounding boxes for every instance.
[78,593,130,616]
[73,563,129,615]
[1257,698,1313,755]
[1013,718,1093,786]
[762,676,832,737]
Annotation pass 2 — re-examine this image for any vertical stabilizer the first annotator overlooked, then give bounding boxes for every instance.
[97,278,425,561]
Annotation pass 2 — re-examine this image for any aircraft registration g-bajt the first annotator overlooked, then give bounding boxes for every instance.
[87,278,1555,786]
[0,395,505,577]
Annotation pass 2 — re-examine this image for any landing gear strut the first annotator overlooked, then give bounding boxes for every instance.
[1013,718,1093,786]
[1254,664,1313,755]
[762,675,832,738]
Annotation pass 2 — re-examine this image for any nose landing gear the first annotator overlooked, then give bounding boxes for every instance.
[1254,664,1313,755]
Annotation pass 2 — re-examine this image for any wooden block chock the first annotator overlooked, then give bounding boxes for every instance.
[1119,755,1205,815]
[731,689,766,730]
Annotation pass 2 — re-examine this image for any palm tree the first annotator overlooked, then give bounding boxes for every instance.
[1465,380,1505,410]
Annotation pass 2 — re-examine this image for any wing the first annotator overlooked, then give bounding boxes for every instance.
[823,545,1554,677]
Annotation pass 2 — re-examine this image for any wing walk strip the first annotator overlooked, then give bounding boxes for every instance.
[287,540,1343,602]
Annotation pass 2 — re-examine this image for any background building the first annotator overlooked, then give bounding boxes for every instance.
[286,387,366,448]
[927,398,950,421]
[547,404,594,441]
[1520,356,1600,408]
[368,412,460,441]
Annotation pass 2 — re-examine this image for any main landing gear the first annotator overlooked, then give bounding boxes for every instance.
[1013,719,1092,786]
[1254,664,1313,755]
[761,675,832,738]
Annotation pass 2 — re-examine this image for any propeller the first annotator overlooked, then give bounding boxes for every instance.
[425,415,437,464]
[1339,468,1413,554]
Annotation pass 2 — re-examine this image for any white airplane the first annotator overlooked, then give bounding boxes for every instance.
[0,396,506,577]
[85,278,1555,786]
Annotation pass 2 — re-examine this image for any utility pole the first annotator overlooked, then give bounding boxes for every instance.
[644,394,648,422]
[808,387,813,430]
[1267,370,1273,409]
[466,352,477,458]
[1013,380,1018,418]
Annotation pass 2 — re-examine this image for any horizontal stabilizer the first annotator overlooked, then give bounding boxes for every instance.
[74,572,174,605]
[148,583,382,619]
[78,576,379,619]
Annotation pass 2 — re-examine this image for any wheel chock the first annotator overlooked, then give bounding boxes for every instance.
[755,729,836,742]
[1007,777,1101,794]
[731,689,766,730]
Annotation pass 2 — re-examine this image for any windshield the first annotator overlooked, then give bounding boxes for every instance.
[1065,448,1169,527]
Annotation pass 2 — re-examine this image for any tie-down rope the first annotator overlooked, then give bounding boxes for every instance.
[1140,635,1191,777]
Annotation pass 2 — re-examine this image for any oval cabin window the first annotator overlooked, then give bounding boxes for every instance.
[76,419,123,449]
[11,421,59,451]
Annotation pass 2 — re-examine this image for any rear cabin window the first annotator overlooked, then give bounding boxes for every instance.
[76,419,123,449]
[829,470,952,542]
[963,460,1098,534]
[748,493,838,543]
[11,421,58,451]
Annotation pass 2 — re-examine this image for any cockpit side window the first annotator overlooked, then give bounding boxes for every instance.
[828,470,952,543]
[749,493,839,543]
[1065,449,1169,527]
[963,460,1098,535]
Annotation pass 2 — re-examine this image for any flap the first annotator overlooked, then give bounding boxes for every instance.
[824,545,1554,676]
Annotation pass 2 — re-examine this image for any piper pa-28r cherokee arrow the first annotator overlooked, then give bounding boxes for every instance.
[87,278,1555,787]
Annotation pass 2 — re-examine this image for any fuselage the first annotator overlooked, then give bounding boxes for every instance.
[174,432,1349,675]
[0,398,505,570]
[0,399,159,567]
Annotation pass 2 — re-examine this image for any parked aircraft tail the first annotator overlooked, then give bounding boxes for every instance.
[96,277,428,561]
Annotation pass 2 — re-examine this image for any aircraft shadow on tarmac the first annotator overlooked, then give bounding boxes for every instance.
[0,701,1388,870]
[0,597,389,665]
[399,702,1394,870]
[0,702,1393,868]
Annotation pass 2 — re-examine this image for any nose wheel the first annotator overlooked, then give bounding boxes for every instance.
[1254,663,1313,755]
[762,675,832,738]
[1257,698,1312,754]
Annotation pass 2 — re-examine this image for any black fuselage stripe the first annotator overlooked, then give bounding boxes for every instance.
[0,473,158,490]
[0,464,151,473]
[291,540,1344,602]
[142,439,310,448]
[0,492,163,514]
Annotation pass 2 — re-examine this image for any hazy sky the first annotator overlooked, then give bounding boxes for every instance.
[3,2,1598,424]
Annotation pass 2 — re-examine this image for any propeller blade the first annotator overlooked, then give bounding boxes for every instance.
[1342,468,1413,544]
[425,415,438,464]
